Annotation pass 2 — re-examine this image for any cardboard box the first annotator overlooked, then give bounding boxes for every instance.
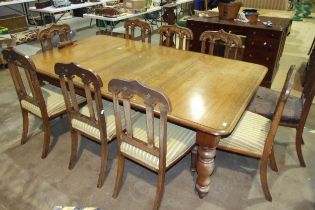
[124,0,145,10]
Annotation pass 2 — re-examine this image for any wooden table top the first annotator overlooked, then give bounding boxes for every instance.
[31,35,267,136]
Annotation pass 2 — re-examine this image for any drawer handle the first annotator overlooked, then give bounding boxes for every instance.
[264,42,267,46]
[253,31,257,35]
[249,54,253,58]
[251,41,255,45]
[266,57,270,61]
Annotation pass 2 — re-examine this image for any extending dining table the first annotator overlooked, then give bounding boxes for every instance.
[31,35,267,198]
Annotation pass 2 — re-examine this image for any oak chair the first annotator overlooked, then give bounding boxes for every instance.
[218,65,297,201]
[200,29,244,60]
[157,24,193,51]
[247,49,315,167]
[54,62,136,188]
[2,49,85,158]
[37,23,74,51]
[109,79,196,210]
[124,19,152,43]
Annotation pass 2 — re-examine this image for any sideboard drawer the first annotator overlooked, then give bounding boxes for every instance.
[247,38,279,51]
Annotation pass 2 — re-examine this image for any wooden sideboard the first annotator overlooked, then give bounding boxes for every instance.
[187,16,291,87]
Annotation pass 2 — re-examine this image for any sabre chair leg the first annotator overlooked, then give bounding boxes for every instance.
[269,147,278,172]
[296,127,306,167]
[153,171,166,210]
[21,109,29,145]
[68,130,79,169]
[259,158,272,201]
[190,145,198,176]
[112,154,125,198]
[97,141,109,188]
[41,120,51,159]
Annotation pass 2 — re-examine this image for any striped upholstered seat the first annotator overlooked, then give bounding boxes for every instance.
[72,100,139,140]
[236,0,289,10]
[219,111,271,156]
[121,114,196,170]
[21,83,85,118]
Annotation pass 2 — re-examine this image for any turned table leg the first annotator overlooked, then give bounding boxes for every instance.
[195,131,220,198]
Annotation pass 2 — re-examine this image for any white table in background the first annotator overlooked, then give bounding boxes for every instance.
[83,6,162,33]
[29,0,109,24]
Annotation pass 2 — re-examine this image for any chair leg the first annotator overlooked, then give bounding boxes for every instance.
[21,109,29,145]
[97,141,109,188]
[153,171,166,210]
[190,145,198,175]
[41,120,51,159]
[269,147,278,172]
[112,154,125,198]
[68,130,79,170]
[259,158,272,201]
[296,127,306,167]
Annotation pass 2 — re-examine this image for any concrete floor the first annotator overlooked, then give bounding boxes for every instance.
[0,14,315,210]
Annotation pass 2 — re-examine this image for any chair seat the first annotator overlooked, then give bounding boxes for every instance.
[120,114,196,170]
[72,100,139,140]
[247,87,303,124]
[219,111,271,156]
[21,84,85,118]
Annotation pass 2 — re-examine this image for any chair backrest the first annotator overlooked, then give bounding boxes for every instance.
[200,29,244,60]
[37,24,73,51]
[158,24,193,51]
[262,65,297,157]
[298,45,315,130]
[124,19,152,43]
[54,62,107,140]
[108,79,172,169]
[2,48,48,118]
[303,45,315,100]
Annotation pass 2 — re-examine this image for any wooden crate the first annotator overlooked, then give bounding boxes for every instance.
[0,15,28,33]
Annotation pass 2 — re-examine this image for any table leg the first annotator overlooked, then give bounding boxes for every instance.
[195,131,220,198]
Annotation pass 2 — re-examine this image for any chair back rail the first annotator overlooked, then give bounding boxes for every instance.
[158,24,193,51]
[2,49,48,119]
[108,79,171,169]
[37,24,73,51]
[200,29,244,60]
[297,45,315,133]
[303,45,315,100]
[124,19,152,43]
[262,65,297,158]
[54,62,107,141]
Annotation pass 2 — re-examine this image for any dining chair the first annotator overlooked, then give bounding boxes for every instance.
[157,24,193,51]
[218,65,297,201]
[55,62,139,188]
[108,79,196,210]
[199,29,244,60]
[247,49,315,167]
[124,18,152,43]
[2,48,85,158]
[37,23,74,51]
